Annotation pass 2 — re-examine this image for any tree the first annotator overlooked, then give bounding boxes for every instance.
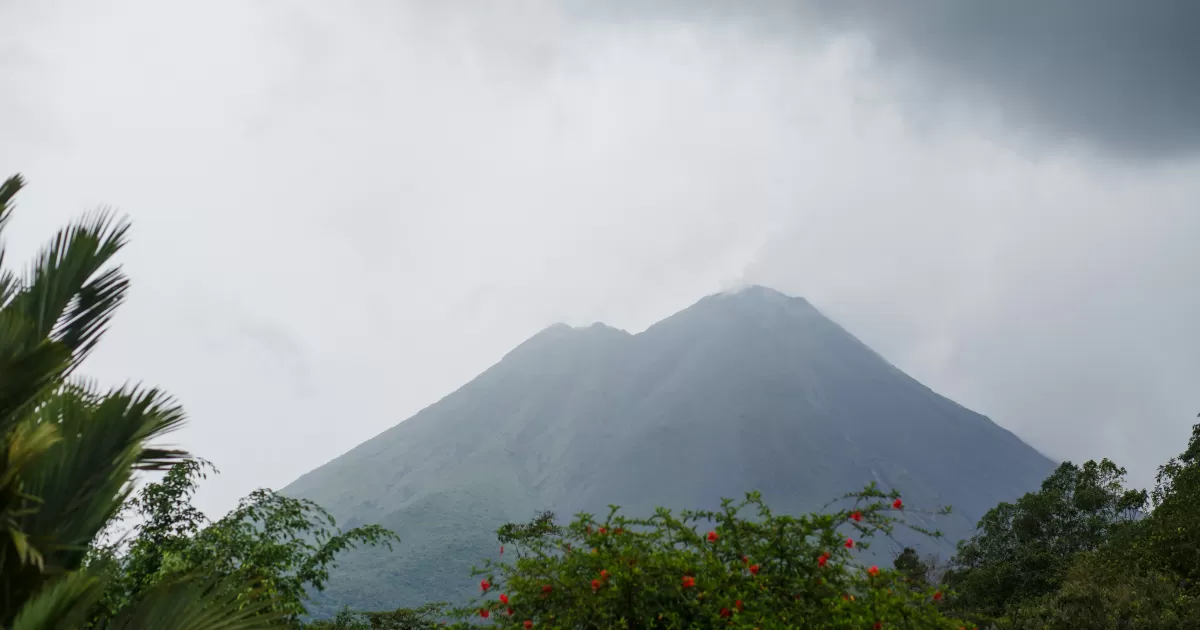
[451,486,966,629]
[943,458,1148,621]
[1143,422,1200,588]
[0,173,281,628]
[893,548,928,586]
[90,459,400,626]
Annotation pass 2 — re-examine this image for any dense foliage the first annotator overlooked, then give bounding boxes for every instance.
[943,423,1200,628]
[446,487,963,629]
[85,459,400,626]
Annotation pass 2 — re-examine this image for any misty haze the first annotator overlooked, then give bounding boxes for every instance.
[1,1,1197,629]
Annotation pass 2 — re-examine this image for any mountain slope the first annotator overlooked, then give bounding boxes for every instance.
[284,286,1054,615]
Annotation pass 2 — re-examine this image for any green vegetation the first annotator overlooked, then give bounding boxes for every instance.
[2,172,1197,628]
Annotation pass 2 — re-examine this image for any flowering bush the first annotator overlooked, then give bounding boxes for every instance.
[449,485,969,629]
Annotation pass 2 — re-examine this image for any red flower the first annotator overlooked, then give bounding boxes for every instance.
[591,579,602,591]
[748,564,760,575]
[735,600,744,611]
[873,623,882,630]
[868,565,880,576]
[480,579,491,592]
[479,609,489,619]
[600,569,609,580]
[818,553,829,568]
[682,575,696,589]
[707,531,719,543]
[719,608,731,618]
[507,607,513,616]
[499,594,509,604]
[892,498,903,510]
[850,511,862,522]
[599,527,607,535]
[845,538,855,549]
[742,555,749,564]
[934,591,944,601]
[541,584,553,594]
[524,622,533,629]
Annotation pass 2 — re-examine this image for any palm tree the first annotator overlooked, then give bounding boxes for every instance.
[0,174,281,628]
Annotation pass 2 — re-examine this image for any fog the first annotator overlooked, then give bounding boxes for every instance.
[1,0,1197,517]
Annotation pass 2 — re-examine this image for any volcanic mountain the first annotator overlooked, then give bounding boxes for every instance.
[283,286,1054,615]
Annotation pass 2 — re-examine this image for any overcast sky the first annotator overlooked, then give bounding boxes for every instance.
[2,0,1197,519]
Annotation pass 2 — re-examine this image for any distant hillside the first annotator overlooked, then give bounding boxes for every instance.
[283,286,1054,616]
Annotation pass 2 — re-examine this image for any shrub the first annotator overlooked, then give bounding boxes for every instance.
[450,486,967,629]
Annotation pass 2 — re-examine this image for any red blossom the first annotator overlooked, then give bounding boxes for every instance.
[591,579,601,591]
[719,608,731,618]
[892,498,903,509]
[874,623,883,630]
[845,538,855,549]
[706,531,719,543]
[934,591,944,601]
[818,554,829,568]
[541,584,553,594]
[600,527,607,535]
[499,594,509,604]
[600,569,609,580]
[748,564,760,575]
[479,609,489,619]
[682,576,696,589]
[851,511,862,522]
[480,580,491,592]
[507,608,513,616]
[524,622,533,629]
[735,600,744,611]
[868,565,880,576]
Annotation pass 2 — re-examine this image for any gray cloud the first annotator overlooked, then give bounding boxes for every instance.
[573,0,1200,160]
[0,0,1196,518]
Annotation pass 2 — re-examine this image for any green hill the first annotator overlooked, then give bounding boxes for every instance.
[282,286,1054,616]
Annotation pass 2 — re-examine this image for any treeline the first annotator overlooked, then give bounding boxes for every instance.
[2,173,1196,629]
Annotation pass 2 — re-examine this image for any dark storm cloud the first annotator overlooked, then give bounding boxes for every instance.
[570,0,1200,161]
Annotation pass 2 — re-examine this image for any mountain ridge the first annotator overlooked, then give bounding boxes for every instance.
[283,285,1054,615]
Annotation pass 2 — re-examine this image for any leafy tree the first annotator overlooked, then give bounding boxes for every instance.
[1143,422,1200,588]
[451,486,966,629]
[998,549,1200,630]
[0,173,280,628]
[892,548,927,586]
[90,459,400,626]
[943,458,1148,621]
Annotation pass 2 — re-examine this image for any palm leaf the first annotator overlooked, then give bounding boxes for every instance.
[8,570,103,630]
[0,173,24,242]
[7,208,131,370]
[16,384,189,575]
[95,573,285,630]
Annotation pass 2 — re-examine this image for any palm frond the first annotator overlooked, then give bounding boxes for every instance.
[0,173,25,240]
[9,570,103,630]
[16,384,190,576]
[7,208,132,370]
[96,573,285,630]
